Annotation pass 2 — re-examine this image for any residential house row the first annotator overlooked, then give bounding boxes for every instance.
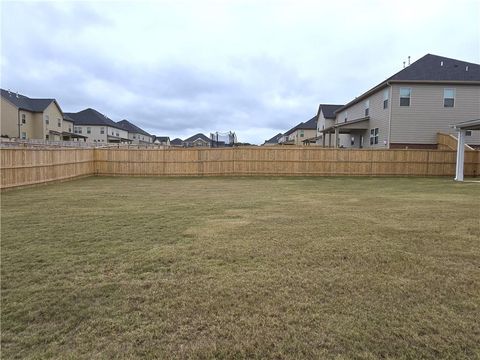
[265,54,480,149]
[0,89,170,145]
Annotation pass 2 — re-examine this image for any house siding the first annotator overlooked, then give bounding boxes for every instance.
[390,84,480,146]
[43,102,64,140]
[335,87,390,148]
[1,97,21,137]
[316,109,347,147]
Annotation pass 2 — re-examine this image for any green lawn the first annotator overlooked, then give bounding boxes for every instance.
[1,177,479,359]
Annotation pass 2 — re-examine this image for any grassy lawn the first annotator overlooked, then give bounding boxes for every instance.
[1,176,479,359]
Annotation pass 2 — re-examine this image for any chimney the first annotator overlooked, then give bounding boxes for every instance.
[403,61,406,69]
[16,91,19,98]
[408,56,411,66]
[7,89,11,96]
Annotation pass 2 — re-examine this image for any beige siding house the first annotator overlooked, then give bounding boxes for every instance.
[65,108,130,144]
[1,89,79,141]
[279,116,317,145]
[117,119,153,144]
[315,104,345,147]
[321,54,480,149]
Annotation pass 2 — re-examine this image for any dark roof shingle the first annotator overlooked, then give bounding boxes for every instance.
[184,133,211,143]
[1,89,56,112]
[117,119,151,137]
[264,133,283,144]
[65,108,124,130]
[318,104,343,119]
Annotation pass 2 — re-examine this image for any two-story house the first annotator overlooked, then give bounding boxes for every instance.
[65,108,130,144]
[279,116,317,145]
[0,89,80,141]
[315,104,344,147]
[320,54,480,149]
[117,119,153,144]
[153,136,171,146]
[183,133,212,147]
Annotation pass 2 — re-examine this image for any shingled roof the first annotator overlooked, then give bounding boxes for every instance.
[387,54,480,82]
[264,133,283,144]
[184,133,211,143]
[65,108,124,130]
[284,116,317,136]
[117,119,151,137]
[1,89,58,112]
[318,104,343,119]
[335,54,480,114]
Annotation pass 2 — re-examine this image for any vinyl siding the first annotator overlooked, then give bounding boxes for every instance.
[335,87,390,148]
[390,84,480,145]
[1,97,21,137]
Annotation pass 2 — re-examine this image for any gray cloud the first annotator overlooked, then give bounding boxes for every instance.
[2,0,479,143]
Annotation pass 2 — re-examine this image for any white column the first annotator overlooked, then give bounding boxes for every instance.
[334,128,339,148]
[455,129,466,181]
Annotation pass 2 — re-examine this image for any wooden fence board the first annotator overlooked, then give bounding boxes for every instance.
[1,147,479,189]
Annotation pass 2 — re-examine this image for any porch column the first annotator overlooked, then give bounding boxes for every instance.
[322,133,326,147]
[334,128,339,148]
[328,133,332,148]
[455,129,466,181]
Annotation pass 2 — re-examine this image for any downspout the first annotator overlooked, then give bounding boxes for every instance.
[17,109,21,138]
[387,81,393,148]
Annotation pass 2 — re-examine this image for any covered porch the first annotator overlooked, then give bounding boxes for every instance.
[321,117,370,148]
[451,118,480,181]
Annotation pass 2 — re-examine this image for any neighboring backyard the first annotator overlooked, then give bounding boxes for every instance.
[1,176,479,359]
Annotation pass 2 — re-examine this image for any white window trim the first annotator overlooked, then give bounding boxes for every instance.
[400,87,411,107]
[443,88,455,108]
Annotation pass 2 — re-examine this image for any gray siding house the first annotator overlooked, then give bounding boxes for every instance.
[321,54,480,149]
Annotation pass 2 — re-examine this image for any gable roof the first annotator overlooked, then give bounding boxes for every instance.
[153,136,170,142]
[318,104,343,119]
[65,108,124,130]
[335,54,480,114]
[63,113,75,122]
[170,138,183,146]
[184,133,211,143]
[387,54,480,82]
[296,116,317,130]
[1,88,58,113]
[117,119,151,137]
[264,133,283,144]
[285,116,317,136]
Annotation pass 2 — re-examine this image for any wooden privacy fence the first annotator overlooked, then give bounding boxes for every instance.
[1,147,479,189]
[1,148,95,189]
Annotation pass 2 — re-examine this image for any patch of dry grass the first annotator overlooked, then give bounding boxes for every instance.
[1,177,479,359]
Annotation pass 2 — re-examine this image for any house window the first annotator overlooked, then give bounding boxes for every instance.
[100,127,105,134]
[300,130,304,138]
[351,137,355,146]
[444,88,455,107]
[370,128,379,145]
[466,130,472,136]
[21,114,26,124]
[45,134,49,140]
[45,115,49,124]
[383,89,389,109]
[68,127,72,132]
[133,135,136,139]
[400,88,411,106]
[21,132,27,139]
[112,131,114,135]
[57,118,61,127]
[364,100,370,116]
[344,111,348,123]
[116,132,119,137]
[75,127,82,134]
[87,127,91,134]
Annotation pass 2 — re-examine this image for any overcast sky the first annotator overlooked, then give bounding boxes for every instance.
[1,0,479,144]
